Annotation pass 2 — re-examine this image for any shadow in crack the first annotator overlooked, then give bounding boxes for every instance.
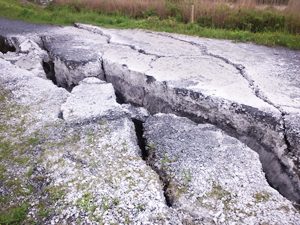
[132,118,173,207]
[0,36,16,53]
[42,60,57,85]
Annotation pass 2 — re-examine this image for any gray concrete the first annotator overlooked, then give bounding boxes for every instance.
[1,18,300,224]
[0,59,177,224]
[144,113,300,224]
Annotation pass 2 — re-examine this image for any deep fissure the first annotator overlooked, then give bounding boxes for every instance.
[123,32,300,204]
[116,86,300,204]
[39,47,174,207]
[132,119,148,160]
[132,118,173,207]
[202,46,300,205]
[42,60,57,85]
[38,32,300,205]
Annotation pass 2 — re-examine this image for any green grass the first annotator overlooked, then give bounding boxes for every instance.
[0,88,37,225]
[0,203,29,225]
[0,0,299,49]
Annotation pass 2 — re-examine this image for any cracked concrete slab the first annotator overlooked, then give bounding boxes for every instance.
[40,27,108,89]
[144,114,300,224]
[75,23,203,58]
[101,37,300,202]
[61,77,126,121]
[75,24,300,203]
[173,35,300,113]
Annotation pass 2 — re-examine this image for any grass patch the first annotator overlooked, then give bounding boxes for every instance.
[37,202,51,219]
[0,202,29,225]
[45,185,66,202]
[76,192,97,213]
[0,86,40,224]
[0,0,299,49]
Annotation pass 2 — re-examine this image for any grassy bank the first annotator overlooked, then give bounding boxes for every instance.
[54,0,300,34]
[0,0,300,49]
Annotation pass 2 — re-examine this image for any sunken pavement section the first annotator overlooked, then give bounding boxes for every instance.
[0,18,300,224]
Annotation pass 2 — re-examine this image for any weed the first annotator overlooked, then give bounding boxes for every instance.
[77,192,97,213]
[207,182,232,210]
[146,142,156,157]
[254,191,271,202]
[160,153,172,166]
[45,185,65,202]
[208,182,231,199]
[182,169,192,186]
[102,196,111,211]
[27,136,40,147]
[86,130,95,145]
[136,203,146,212]
[124,215,131,224]
[37,202,50,218]
[112,197,120,206]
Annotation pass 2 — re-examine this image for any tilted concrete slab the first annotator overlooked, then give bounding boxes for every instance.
[144,113,300,224]
[61,77,126,121]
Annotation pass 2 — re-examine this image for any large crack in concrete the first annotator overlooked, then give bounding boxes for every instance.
[100,58,300,204]
[99,30,300,204]
[74,23,166,59]
[2,20,300,222]
[132,118,174,207]
[154,34,300,205]
[76,25,167,72]
[37,41,174,208]
[5,29,300,206]
[154,33,281,110]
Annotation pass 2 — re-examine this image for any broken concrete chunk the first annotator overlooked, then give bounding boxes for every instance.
[0,58,69,124]
[144,113,300,224]
[40,28,108,89]
[122,103,150,122]
[61,77,126,122]
[0,37,48,78]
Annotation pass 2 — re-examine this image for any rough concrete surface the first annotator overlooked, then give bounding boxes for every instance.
[144,114,300,224]
[0,18,300,224]
[0,59,177,224]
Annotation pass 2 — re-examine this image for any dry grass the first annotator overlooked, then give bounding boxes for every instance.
[52,0,300,33]
[54,0,168,18]
[2,0,300,48]
[286,0,300,14]
[52,0,299,16]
